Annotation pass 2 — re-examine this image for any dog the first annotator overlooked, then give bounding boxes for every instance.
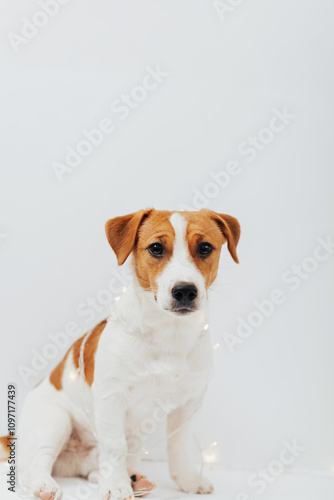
[1,208,240,500]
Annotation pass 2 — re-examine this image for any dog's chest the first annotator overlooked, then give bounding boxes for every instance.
[125,374,185,430]
[125,352,205,429]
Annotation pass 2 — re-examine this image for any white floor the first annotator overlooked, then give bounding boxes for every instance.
[1,462,334,500]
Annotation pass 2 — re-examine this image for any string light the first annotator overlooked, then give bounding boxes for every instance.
[142,447,149,455]
[122,287,127,293]
[68,370,78,381]
[203,324,209,331]
[202,441,219,465]
[202,449,218,465]
[212,343,220,350]
[115,296,120,302]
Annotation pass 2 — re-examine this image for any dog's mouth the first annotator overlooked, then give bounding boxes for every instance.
[169,305,197,315]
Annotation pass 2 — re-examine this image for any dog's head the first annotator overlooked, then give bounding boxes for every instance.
[105,209,240,316]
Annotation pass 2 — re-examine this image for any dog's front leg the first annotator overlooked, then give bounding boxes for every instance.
[93,387,133,500]
[167,398,214,495]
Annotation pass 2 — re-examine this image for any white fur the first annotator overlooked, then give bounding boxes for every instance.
[18,214,214,500]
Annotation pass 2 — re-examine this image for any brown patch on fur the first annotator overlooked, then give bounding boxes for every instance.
[72,319,107,386]
[105,209,152,265]
[105,209,177,293]
[50,348,71,390]
[0,435,11,461]
[207,210,240,263]
[50,319,107,390]
[182,209,240,288]
[132,210,176,292]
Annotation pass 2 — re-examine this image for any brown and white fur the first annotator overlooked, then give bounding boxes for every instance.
[8,208,240,500]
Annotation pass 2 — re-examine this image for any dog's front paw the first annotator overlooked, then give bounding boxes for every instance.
[30,475,62,500]
[99,480,134,500]
[173,473,214,494]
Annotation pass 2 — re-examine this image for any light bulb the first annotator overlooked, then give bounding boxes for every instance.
[69,371,78,381]
[202,449,217,465]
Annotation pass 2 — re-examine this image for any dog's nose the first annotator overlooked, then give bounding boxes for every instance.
[171,283,198,305]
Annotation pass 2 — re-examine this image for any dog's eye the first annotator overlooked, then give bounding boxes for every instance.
[198,242,213,257]
[148,243,164,257]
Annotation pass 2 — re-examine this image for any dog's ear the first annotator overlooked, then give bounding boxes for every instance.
[105,209,152,265]
[207,210,241,263]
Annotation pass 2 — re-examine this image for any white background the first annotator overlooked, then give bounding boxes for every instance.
[1,0,334,486]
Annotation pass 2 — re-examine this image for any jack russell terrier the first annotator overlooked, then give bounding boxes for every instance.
[1,208,240,500]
